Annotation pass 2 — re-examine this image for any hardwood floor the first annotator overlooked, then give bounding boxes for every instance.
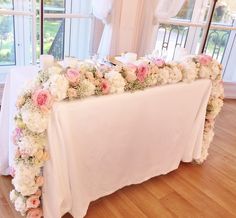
[0,99,236,218]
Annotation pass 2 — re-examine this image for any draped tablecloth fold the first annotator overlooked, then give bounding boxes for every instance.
[42,79,211,218]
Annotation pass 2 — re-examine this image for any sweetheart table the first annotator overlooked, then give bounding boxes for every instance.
[0,54,223,218]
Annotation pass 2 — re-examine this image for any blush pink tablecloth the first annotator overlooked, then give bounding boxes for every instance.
[43,79,212,218]
[0,67,212,218]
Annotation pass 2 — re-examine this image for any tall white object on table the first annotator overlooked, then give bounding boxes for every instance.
[0,66,39,175]
[0,67,212,218]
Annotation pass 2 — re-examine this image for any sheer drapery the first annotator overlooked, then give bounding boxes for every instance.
[91,0,122,57]
[154,0,186,20]
[138,0,185,56]
[92,0,185,57]
[92,0,144,57]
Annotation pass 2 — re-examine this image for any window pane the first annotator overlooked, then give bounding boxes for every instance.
[175,0,196,20]
[44,0,65,13]
[204,29,230,62]
[212,0,236,25]
[155,24,189,60]
[0,0,13,9]
[44,18,65,60]
[0,15,15,65]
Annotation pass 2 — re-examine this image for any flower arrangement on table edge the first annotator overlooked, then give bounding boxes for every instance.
[9,54,224,217]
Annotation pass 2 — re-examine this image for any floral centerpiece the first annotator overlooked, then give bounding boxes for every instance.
[10,54,224,217]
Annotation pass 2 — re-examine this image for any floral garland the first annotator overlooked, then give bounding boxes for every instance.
[9,54,224,217]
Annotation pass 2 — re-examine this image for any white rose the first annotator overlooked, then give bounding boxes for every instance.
[14,196,27,214]
[49,74,69,101]
[10,190,18,203]
[105,70,126,94]
[180,61,198,83]
[126,71,137,82]
[21,105,49,133]
[168,66,182,84]
[199,65,212,79]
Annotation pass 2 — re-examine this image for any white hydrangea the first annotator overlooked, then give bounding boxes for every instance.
[12,163,41,196]
[49,74,69,101]
[22,78,41,94]
[21,104,49,133]
[105,70,126,94]
[18,134,45,157]
[181,61,198,83]
[10,190,18,203]
[168,65,182,84]
[14,196,27,215]
[156,68,170,85]
[78,79,96,97]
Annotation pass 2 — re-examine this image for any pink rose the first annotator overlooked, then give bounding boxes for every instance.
[32,89,52,111]
[199,54,212,65]
[26,208,43,218]
[26,196,40,209]
[137,64,149,83]
[65,69,80,83]
[35,176,44,187]
[12,128,22,145]
[101,79,110,94]
[154,58,165,67]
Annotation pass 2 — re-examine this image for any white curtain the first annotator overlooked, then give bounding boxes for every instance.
[91,0,122,57]
[139,0,185,56]
[92,0,185,57]
[154,0,186,20]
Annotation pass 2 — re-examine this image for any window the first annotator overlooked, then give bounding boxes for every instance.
[155,0,197,60]
[0,0,15,66]
[0,0,93,71]
[39,0,93,60]
[175,0,196,21]
[155,0,236,82]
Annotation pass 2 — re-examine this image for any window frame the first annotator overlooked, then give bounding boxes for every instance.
[0,0,94,76]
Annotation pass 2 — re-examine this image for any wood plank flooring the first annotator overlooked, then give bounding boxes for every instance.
[0,99,236,218]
